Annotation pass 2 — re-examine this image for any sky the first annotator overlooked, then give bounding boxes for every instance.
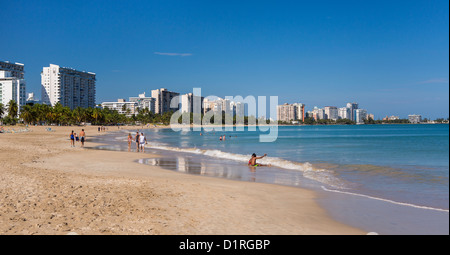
[1,0,448,119]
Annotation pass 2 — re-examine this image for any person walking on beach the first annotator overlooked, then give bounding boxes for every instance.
[139,132,147,152]
[127,133,133,152]
[135,132,140,152]
[70,130,75,147]
[248,153,271,167]
[80,129,86,147]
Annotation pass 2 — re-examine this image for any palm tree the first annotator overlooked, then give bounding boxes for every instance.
[0,103,5,118]
[36,104,51,124]
[7,100,18,119]
[84,107,94,123]
[20,105,35,124]
[92,107,103,124]
[72,107,84,124]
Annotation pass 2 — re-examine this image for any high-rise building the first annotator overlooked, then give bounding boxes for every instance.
[0,71,26,117]
[312,106,325,120]
[355,109,367,124]
[338,107,350,120]
[346,102,358,121]
[101,99,138,117]
[41,64,96,109]
[151,88,179,114]
[222,99,232,115]
[292,103,305,121]
[408,114,422,124]
[277,103,297,122]
[235,102,244,117]
[203,97,226,114]
[324,106,338,121]
[0,61,24,79]
[203,98,215,114]
[129,92,156,113]
[180,93,204,114]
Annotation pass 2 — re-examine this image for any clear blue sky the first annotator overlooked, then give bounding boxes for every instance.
[1,0,448,119]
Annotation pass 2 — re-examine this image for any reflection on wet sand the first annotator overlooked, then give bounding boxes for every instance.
[90,131,308,188]
[137,157,251,181]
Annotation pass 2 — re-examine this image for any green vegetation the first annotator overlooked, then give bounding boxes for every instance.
[1,102,448,126]
[1,102,170,126]
[15,103,180,126]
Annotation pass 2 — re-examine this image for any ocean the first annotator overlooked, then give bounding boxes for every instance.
[94,124,449,234]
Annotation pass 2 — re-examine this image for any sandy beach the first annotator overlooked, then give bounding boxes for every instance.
[0,125,364,235]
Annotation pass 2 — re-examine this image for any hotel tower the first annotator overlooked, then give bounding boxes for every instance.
[41,64,96,109]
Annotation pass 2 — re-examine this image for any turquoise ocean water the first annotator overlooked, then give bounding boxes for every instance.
[95,124,449,234]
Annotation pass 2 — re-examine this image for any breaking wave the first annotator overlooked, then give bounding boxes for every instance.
[147,142,347,189]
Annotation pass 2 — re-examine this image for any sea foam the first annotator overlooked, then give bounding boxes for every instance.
[147,142,347,189]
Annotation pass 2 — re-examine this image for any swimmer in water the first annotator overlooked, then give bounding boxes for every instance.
[248,153,271,167]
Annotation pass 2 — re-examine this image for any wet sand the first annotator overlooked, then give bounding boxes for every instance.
[0,125,364,235]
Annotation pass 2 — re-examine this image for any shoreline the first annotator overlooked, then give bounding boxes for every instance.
[115,125,449,234]
[0,125,365,234]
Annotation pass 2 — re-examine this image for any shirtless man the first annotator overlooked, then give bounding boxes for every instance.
[248,153,271,167]
[80,129,86,147]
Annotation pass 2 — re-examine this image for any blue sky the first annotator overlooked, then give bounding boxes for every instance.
[1,0,448,119]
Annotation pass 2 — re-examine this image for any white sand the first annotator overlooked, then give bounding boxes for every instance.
[0,125,364,235]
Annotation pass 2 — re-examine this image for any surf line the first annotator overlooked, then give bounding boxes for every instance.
[321,186,449,213]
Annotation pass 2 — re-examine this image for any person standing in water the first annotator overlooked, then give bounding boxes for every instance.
[135,132,140,152]
[248,153,271,167]
[127,133,133,152]
[139,132,147,152]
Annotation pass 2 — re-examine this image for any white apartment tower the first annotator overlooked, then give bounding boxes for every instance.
[0,71,26,117]
[129,92,156,113]
[408,114,422,124]
[0,61,25,79]
[292,103,305,121]
[346,102,359,122]
[355,109,367,124]
[277,103,297,122]
[41,64,96,109]
[324,106,338,121]
[101,99,138,117]
[312,106,325,120]
[233,101,245,117]
[180,93,204,114]
[338,107,350,119]
[151,88,180,115]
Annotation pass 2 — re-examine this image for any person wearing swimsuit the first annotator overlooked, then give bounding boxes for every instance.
[127,133,133,152]
[248,153,270,167]
[135,132,140,152]
[70,131,75,147]
[80,129,86,147]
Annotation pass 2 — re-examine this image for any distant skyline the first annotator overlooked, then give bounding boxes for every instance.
[1,0,448,119]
